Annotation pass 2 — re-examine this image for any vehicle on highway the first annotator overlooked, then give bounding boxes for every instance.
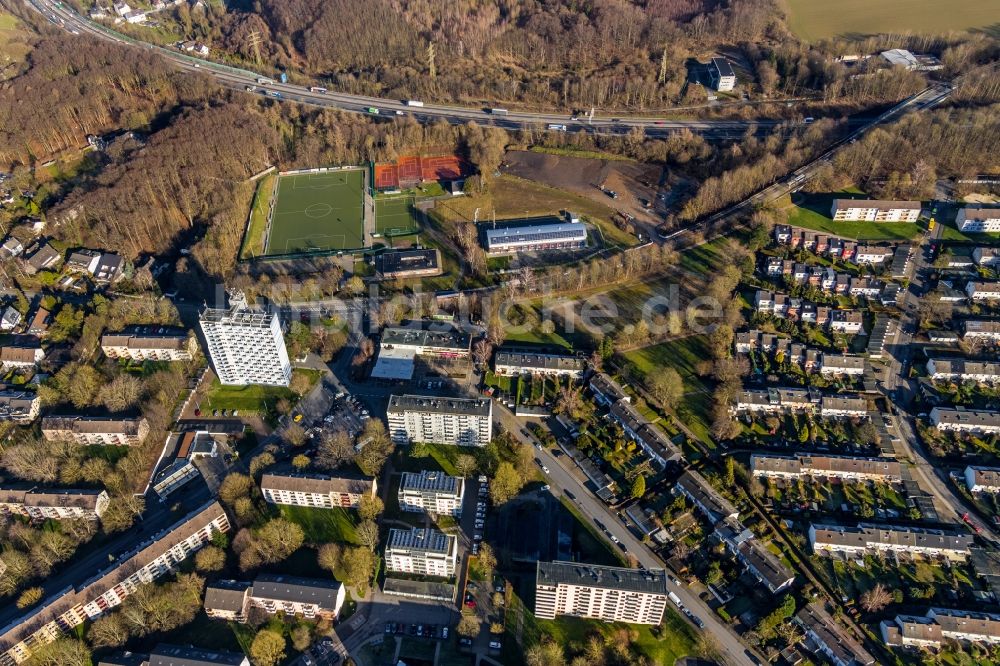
[547,124,567,131]
[268,91,282,99]
[564,490,576,501]
[257,77,274,85]
[405,100,425,107]
[366,107,379,114]
[488,108,509,115]
[310,86,328,93]
[245,85,256,92]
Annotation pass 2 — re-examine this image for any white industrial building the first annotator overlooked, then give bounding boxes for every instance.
[534,561,669,625]
[199,293,291,386]
[709,57,736,91]
[386,394,493,447]
[484,219,587,255]
[385,527,458,578]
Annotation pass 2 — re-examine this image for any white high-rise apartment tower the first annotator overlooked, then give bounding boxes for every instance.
[199,291,292,386]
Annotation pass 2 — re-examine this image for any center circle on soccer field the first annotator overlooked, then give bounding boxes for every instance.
[304,203,334,219]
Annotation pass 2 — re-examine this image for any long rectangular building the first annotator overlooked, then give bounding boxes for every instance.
[0,488,110,521]
[882,608,1000,649]
[929,407,1000,434]
[260,471,376,509]
[372,323,471,381]
[484,221,587,254]
[375,249,442,279]
[101,327,196,361]
[796,603,876,666]
[751,453,901,483]
[493,350,585,378]
[831,199,920,222]
[385,527,457,578]
[398,469,464,517]
[589,373,681,467]
[957,206,1000,233]
[674,470,738,525]
[0,391,39,423]
[386,394,492,447]
[41,416,150,446]
[0,501,230,665]
[808,523,973,560]
[534,561,668,625]
[926,358,1000,383]
[963,320,1000,341]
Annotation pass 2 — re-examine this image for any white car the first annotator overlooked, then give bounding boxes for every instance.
[541,465,550,474]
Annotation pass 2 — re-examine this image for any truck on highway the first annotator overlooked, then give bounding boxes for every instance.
[257,77,275,85]
[405,100,425,107]
[547,124,567,131]
[309,86,328,94]
[489,108,509,115]
[366,107,380,115]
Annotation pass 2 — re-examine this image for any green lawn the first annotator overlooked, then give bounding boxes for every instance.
[623,335,715,444]
[203,379,296,412]
[0,11,30,71]
[278,504,360,545]
[678,236,732,276]
[376,195,421,236]
[242,173,275,259]
[782,194,922,240]
[529,614,697,665]
[785,0,1000,41]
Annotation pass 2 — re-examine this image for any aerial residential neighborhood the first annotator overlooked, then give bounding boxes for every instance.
[0,0,998,665]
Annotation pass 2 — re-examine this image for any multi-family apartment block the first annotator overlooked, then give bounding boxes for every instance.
[796,603,876,666]
[0,347,43,369]
[372,323,471,381]
[493,350,585,378]
[965,466,1000,493]
[260,471,377,509]
[0,488,109,521]
[101,327,196,361]
[199,293,291,386]
[829,309,864,334]
[963,320,1000,341]
[386,395,493,447]
[203,580,253,622]
[973,247,1000,267]
[956,206,1000,233]
[534,561,668,625]
[249,574,346,621]
[714,518,795,594]
[929,407,1000,434]
[0,391,40,423]
[398,469,464,516]
[0,501,229,665]
[149,644,250,666]
[41,416,150,446]
[587,373,682,467]
[966,281,1000,301]
[820,354,866,376]
[385,528,458,578]
[882,608,1000,649]
[926,358,1000,383]
[820,395,868,418]
[751,453,901,483]
[808,523,973,560]
[830,199,920,222]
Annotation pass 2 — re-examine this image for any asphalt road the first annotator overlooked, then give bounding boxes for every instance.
[32,0,794,140]
[493,405,756,666]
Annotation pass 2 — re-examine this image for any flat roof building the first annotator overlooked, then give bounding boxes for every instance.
[375,249,442,279]
[385,527,458,578]
[372,323,471,381]
[386,394,492,447]
[494,350,585,378]
[101,327,196,362]
[398,470,464,517]
[199,293,291,387]
[709,57,736,91]
[535,561,668,625]
[957,206,1000,233]
[250,574,346,621]
[149,644,249,666]
[484,221,587,255]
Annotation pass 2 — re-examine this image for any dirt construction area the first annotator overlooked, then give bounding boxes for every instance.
[502,150,665,229]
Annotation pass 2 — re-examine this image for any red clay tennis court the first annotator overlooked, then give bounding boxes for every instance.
[374,154,467,191]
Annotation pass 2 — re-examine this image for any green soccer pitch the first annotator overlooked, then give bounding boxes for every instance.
[264,169,365,255]
[375,195,421,237]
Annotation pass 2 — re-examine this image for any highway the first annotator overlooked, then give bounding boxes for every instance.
[32,0,796,140]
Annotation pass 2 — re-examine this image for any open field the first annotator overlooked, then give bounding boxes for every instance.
[0,12,30,78]
[504,150,662,235]
[278,504,360,545]
[623,335,715,444]
[781,193,923,240]
[265,169,364,255]
[242,173,275,259]
[434,174,637,248]
[783,0,1000,41]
